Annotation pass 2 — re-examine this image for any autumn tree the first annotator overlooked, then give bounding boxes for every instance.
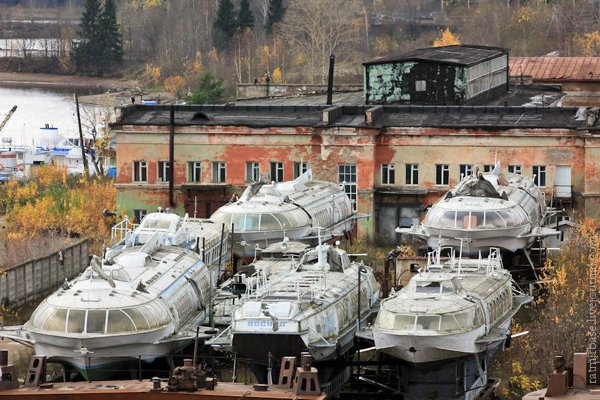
[495,219,598,398]
[433,28,461,47]
[279,0,361,84]
[213,0,237,49]
[265,0,285,34]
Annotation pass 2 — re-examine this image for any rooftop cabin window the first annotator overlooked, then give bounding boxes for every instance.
[415,280,455,295]
[140,217,174,230]
[424,209,526,230]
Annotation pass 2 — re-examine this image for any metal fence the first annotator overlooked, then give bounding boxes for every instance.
[0,239,89,306]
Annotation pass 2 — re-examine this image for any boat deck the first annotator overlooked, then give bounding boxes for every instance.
[0,380,326,400]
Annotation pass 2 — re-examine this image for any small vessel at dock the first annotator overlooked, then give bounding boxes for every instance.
[397,162,559,254]
[372,247,531,364]
[210,170,357,258]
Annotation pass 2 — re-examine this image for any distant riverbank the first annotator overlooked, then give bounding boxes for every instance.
[0,71,138,91]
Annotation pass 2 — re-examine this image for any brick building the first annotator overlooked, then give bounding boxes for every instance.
[111,104,600,243]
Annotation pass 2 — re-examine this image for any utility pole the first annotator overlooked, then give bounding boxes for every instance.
[74,93,89,178]
[363,7,370,52]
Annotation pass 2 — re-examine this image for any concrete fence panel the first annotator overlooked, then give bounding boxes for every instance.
[0,239,89,307]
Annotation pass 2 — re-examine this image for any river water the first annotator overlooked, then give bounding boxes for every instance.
[0,86,99,147]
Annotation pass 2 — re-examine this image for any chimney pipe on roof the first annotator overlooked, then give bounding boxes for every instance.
[168,105,175,207]
[326,54,335,105]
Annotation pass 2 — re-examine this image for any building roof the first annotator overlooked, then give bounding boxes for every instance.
[113,104,585,130]
[363,45,508,67]
[510,57,600,82]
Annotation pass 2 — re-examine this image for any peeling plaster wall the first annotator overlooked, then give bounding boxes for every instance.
[114,119,600,240]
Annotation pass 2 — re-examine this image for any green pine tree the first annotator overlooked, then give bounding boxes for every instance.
[186,72,225,104]
[237,0,254,32]
[265,0,285,35]
[213,0,237,49]
[100,0,123,65]
[72,0,103,73]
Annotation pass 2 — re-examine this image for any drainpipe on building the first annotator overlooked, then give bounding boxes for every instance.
[169,105,175,207]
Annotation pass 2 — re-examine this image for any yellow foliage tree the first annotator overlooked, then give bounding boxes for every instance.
[1,165,116,253]
[496,219,598,398]
[164,75,186,98]
[272,67,283,83]
[131,0,163,9]
[574,31,600,56]
[144,64,161,85]
[433,28,461,47]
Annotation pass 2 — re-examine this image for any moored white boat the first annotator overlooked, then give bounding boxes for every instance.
[397,162,559,254]
[372,247,531,364]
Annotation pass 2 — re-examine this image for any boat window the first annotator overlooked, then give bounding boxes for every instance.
[142,305,159,328]
[376,309,394,329]
[140,218,173,230]
[111,268,130,282]
[453,311,471,330]
[210,211,231,226]
[438,211,457,229]
[106,310,136,333]
[441,281,455,294]
[474,308,484,326]
[260,214,282,230]
[86,310,107,334]
[231,214,246,232]
[67,309,86,334]
[415,281,441,295]
[124,308,150,331]
[416,315,440,330]
[32,304,55,329]
[42,308,67,332]
[393,314,416,330]
[484,212,507,229]
[496,210,517,227]
[245,214,260,231]
[440,314,461,331]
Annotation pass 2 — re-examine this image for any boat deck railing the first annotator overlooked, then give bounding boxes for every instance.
[111,216,137,243]
[426,246,503,276]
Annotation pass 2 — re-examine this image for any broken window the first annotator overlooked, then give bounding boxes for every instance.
[133,161,147,182]
[436,164,449,185]
[533,165,546,187]
[246,161,260,182]
[212,161,226,183]
[157,161,171,182]
[508,165,522,175]
[405,164,419,185]
[483,164,494,173]
[381,163,395,185]
[338,164,357,212]
[270,161,284,182]
[188,161,202,182]
[293,161,308,178]
[459,164,472,180]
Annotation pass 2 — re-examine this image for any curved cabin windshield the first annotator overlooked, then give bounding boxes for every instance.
[424,209,527,230]
[212,211,307,232]
[376,308,479,332]
[139,217,175,231]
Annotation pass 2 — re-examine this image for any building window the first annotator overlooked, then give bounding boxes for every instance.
[405,164,419,185]
[339,164,357,211]
[533,165,546,187]
[188,161,202,182]
[381,163,395,185]
[134,209,147,223]
[157,161,171,182]
[246,161,260,182]
[293,161,308,178]
[483,164,494,173]
[415,80,426,92]
[270,161,284,182]
[508,165,522,174]
[212,161,226,183]
[436,164,449,185]
[459,164,473,179]
[133,161,147,182]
